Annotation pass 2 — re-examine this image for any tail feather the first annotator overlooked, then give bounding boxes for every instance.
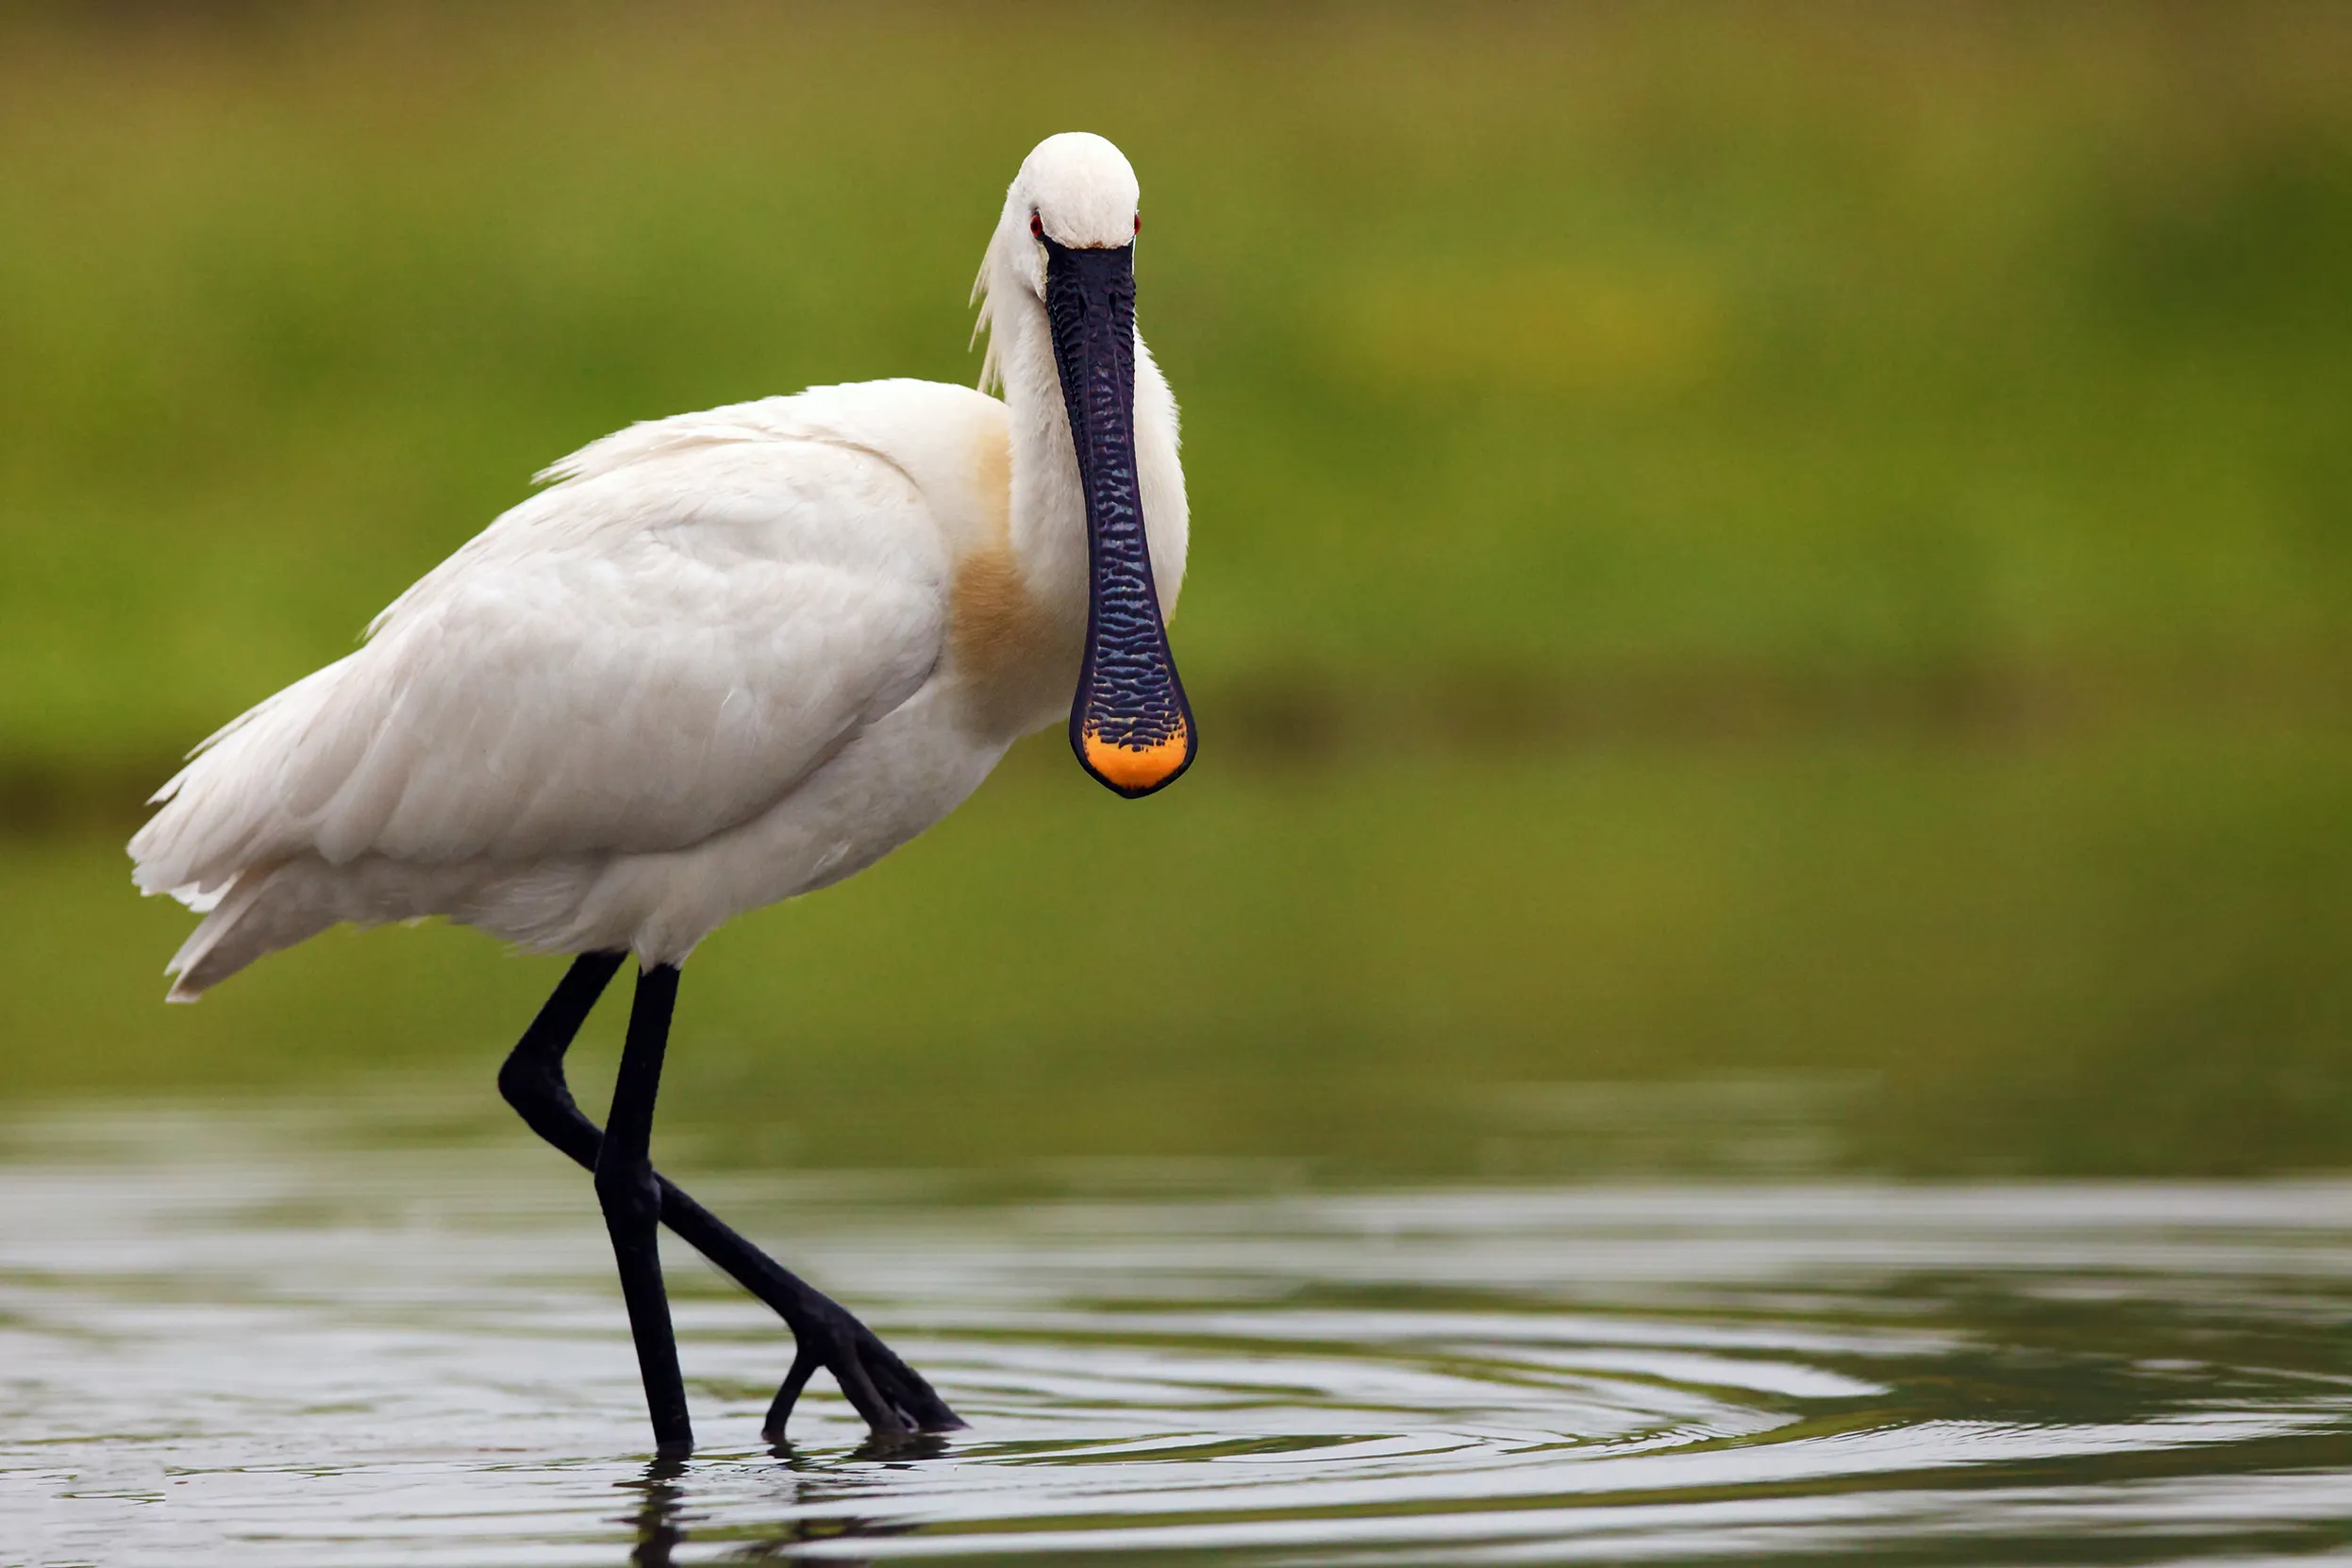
[163,866,336,1002]
[160,856,512,1000]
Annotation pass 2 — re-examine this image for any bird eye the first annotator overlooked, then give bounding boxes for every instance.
[1133,214,1143,235]
[1029,212,1043,240]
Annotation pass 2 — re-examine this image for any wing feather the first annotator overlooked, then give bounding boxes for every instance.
[132,435,949,898]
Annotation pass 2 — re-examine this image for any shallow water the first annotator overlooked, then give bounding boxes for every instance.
[6,1099,2351,1566]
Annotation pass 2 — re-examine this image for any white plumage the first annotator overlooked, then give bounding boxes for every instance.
[131,133,1188,999]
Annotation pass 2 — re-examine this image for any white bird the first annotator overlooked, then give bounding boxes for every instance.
[127,132,1194,1455]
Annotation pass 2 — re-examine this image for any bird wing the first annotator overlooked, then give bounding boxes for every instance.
[132,433,951,896]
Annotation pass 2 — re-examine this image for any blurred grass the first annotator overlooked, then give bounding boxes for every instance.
[2,3,2349,1178]
[4,2,2348,771]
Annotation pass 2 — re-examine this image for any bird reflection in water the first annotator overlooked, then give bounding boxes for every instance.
[619,1460,690,1568]
[618,1438,952,1565]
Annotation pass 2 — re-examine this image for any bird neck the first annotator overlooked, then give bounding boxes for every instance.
[994,292,1093,618]
[990,284,1186,631]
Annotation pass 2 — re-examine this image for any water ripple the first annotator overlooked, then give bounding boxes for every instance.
[3,1106,2349,1565]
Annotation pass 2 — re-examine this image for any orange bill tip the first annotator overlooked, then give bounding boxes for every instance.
[1080,722,1193,797]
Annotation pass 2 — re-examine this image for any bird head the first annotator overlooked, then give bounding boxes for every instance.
[978,134,1193,799]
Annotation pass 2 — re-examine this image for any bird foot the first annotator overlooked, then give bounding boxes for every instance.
[763,1294,963,1443]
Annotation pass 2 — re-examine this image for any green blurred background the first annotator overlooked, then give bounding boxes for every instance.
[3,2,2348,1181]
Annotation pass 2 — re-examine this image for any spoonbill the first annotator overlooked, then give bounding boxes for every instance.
[127,132,1193,1455]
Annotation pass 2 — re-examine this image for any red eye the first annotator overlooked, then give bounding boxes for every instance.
[1029,212,1043,240]
[1133,214,1143,235]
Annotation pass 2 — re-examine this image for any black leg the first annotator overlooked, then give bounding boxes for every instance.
[499,951,625,1167]
[499,954,963,1443]
[598,963,693,1456]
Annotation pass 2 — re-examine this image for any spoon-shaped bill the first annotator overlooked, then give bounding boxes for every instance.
[1042,237,1195,799]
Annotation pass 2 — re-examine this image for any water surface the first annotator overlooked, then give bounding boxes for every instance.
[7,1098,2350,1564]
